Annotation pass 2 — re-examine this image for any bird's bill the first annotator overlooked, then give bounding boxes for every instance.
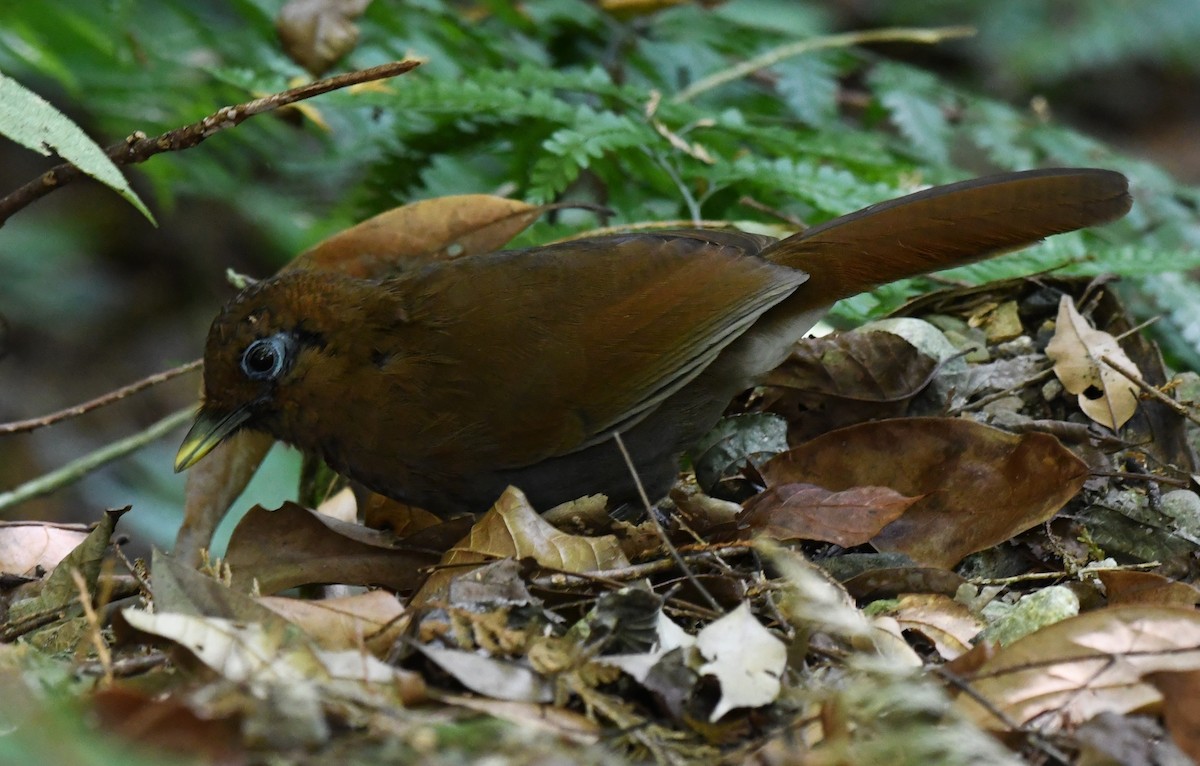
[174,405,253,472]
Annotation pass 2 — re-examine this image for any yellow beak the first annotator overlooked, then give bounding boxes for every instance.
[174,405,253,472]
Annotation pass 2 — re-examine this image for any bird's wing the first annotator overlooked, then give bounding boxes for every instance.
[381,230,804,470]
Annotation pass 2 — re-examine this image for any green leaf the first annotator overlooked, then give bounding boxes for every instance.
[0,71,155,224]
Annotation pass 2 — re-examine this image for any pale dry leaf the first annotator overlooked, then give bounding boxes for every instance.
[0,522,89,576]
[412,487,630,606]
[122,608,424,705]
[441,694,600,744]
[598,612,697,682]
[315,486,357,523]
[762,540,874,641]
[696,602,786,721]
[416,644,553,703]
[866,615,924,668]
[258,590,405,654]
[1045,295,1140,430]
[891,593,985,660]
[955,606,1200,732]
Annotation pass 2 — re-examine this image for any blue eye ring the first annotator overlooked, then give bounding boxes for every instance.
[240,334,292,382]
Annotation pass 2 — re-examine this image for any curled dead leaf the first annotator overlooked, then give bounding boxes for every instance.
[954,606,1200,732]
[1045,294,1140,430]
[738,483,919,547]
[760,418,1088,568]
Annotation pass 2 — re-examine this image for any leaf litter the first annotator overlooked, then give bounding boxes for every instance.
[5,206,1200,764]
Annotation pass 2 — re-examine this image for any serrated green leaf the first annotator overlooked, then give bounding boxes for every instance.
[0,71,155,224]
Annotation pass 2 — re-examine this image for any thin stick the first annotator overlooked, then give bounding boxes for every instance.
[0,407,194,512]
[0,60,421,225]
[72,568,113,685]
[968,561,1160,587]
[1101,353,1200,428]
[673,26,975,104]
[611,433,722,612]
[0,358,201,435]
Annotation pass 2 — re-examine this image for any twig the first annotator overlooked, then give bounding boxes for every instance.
[1101,353,1200,428]
[673,26,975,104]
[77,650,169,679]
[950,367,1054,415]
[71,568,113,685]
[932,665,1072,763]
[0,358,201,435]
[0,60,421,225]
[967,561,1160,587]
[532,545,754,590]
[612,433,722,612]
[0,406,193,512]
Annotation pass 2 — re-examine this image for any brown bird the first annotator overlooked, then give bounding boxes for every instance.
[176,169,1131,517]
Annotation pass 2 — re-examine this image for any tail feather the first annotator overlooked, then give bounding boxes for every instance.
[760,168,1131,311]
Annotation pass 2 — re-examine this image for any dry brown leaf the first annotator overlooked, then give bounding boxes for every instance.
[1045,294,1140,430]
[259,590,405,655]
[890,593,984,660]
[954,606,1200,732]
[0,522,89,576]
[760,418,1088,568]
[737,483,919,547]
[840,567,966,601]
[1145,670,1200,763]
[761,330,937,442]
[90,687,244,766]
[412,487,629,606]
[362,492,444,535]
[1099,569,1200,607]
[224,502,439,594]
[289,195,552,277]
[176,430,274,566]
[277,0,371,76]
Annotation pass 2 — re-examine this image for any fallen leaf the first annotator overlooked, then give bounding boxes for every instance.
[412,487,629,606]
[0,522,89,577]
[761,328,938,442]
[839,566,966,601]
[276,0,371,76]
[690,412,788,496]
[90,687,245,766]
[6,508,124,625]
[150,549,286,625]
[889,593,984,660]
[175,430,274,566]
[760,418,1088,568]
[1099,570,1200,607]
[1145,670,1200,763]
[259,590,405,655]
[1073,712,1189,766]
[738,483,919,547]
[1046,294,1140,430]
[696,602,786,721]
[416,644,553,703]
[441,694,600,744]
[122,608,425,705]
[288,195,557,277]
[224,502,439,594]
[954,606,1200,732]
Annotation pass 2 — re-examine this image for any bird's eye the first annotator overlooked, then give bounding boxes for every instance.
[240,334,291,382]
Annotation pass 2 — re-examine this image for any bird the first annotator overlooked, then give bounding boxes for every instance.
[175,168,1132,517]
